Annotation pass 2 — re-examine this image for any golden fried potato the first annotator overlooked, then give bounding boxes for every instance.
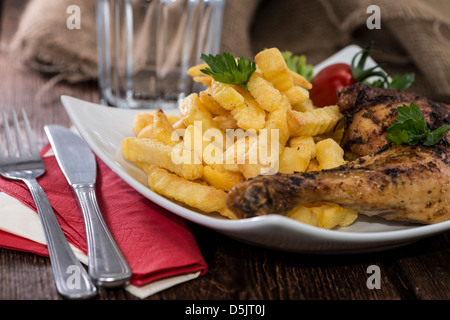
[306,159,320,172]
[211,80,266,130]
[144,164,238,219]
[202,165,245,191]
[278,146,311,173]
[122,137,203,180]
[187,63,213,86]
[199,89,228,116]
[287,203,358,229]
[172,119,187,130]
[236,104,289,178]
[137,123,155,139]
[187,63,208,77]
[292,98,316,112]
[289,136,316,158]
[287,105,343,137]
[133,112,154,136]
[290,70,313,90]
[254,48,311,105]
[213,114,238,131]
[263,105,290,147]
[179,93,219,132]
[247,71,286,113]
[315,138,346,170]
[133,112,180,138]
[255,47,294,92]
[282,85,309,106]
[278,136,316,173]
[153,109,176,146]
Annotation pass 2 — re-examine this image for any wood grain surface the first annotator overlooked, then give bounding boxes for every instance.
[0,0,449,302]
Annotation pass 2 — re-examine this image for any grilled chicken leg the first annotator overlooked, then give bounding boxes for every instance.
[226,84,450,224]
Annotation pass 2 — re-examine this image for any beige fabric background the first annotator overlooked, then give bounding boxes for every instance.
[8,0,450,102]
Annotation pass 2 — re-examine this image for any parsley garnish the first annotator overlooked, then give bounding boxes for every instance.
[388,73,415,90]
[200,53,256,90]
[281,51,314,82]
[386,103,450,146]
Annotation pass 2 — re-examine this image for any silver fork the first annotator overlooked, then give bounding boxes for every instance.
[0,108,97,299]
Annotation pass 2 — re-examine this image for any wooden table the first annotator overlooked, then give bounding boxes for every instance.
[0,0,449,304]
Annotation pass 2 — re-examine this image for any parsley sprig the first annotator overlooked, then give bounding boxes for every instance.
[386,103,450,146]
[200,53,256,90]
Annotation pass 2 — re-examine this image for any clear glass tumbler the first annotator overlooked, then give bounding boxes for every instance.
[96,0,225,109]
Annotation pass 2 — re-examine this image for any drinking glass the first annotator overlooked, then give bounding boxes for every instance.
[96,0,225,109]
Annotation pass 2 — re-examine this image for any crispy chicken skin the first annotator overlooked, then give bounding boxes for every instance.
[226,84,450,224]
[338,83,450,159]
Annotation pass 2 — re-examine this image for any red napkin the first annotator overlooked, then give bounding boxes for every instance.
[0,144,208,287]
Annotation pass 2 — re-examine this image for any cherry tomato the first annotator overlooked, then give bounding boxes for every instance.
[309,63,356,108]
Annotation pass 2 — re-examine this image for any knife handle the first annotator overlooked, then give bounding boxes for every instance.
[25,178,97,299]
[73,184,132,287]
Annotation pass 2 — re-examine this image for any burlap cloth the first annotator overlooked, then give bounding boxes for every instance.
[7,0,450,103]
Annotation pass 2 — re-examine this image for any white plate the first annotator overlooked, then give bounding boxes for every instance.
[60,46,450,254]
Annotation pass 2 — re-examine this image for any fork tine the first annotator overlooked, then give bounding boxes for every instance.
[11,108,27,157]
[1,108,15,158]
[21,107,40,156]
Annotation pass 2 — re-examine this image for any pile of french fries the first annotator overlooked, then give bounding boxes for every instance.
[121,48,358,229]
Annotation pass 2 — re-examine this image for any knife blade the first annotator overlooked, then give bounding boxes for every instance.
[44,125,131,287]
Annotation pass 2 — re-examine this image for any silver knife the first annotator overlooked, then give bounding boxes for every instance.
[44,125,132,287]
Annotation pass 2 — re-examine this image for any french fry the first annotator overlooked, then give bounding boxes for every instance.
[289,136,316,158]
[315,138,346,170]
[313,118,345,144]
[278,146,311,173]
[290,70,313,90]
[202,165,245,191]
[287,203,358,229]
[254,48,310,104]
[166,114,181,124]
[282,85,309,106]
[287,105,343,137]
[199,88,228,116]
[255,48,294,92]
[292,98,316,112]
[213,114,238,130]
[306,159,320,172]
[133,112,153,136]
[211,80,266,130]
[172,119,187,130]
[137,123,155,139]
[153,109,176,146]
[236,104,288,178]
[279,136,316,173]
[179,93,219,132]
[187,63,213,86]
[144,164,238,219]
[247,71,286,113]
[264,105,290,147]
[187,63,208,77]
[133,112,180,138]
[122,137,203,180]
